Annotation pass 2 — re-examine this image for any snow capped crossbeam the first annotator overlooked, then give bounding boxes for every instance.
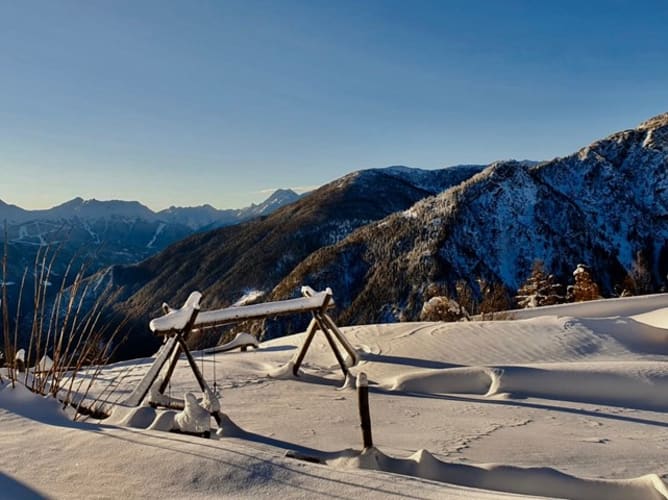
[150,288,334,335]
[149,291,202,334]
[196,292,331,329]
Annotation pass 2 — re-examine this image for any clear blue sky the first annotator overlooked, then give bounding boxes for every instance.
[1,0,667,210]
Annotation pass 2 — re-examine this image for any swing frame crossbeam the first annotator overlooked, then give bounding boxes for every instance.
[122,287,358,413]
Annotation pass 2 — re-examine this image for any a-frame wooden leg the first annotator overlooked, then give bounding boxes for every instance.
[291,312,358,379]
[175,336,225,432]
[158,340,183,394]
[291,317,319,376]
[320,312,359,365]
[125,301,201,407]
[122,336,179,407]
[315,315,349,378]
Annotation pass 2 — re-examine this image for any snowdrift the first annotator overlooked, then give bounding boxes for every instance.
[1,295,667,499]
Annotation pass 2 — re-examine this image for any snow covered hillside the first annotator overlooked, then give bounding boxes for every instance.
[1,296,667,499]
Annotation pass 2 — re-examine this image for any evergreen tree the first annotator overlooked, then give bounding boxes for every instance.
[479,279,512,318]
[569,264,601,302]
[631,250,653,295]
[515,260,565,308]
[455,280,478,316]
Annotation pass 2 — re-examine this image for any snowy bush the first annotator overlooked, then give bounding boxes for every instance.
[420,296,468,322]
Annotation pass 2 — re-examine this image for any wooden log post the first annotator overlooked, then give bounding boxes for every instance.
[122,336,179,407]
[157,303,200,394]
[320,312,359,365]
[315,314,349,378]
[356,372,373,449]
[291,317,319,376]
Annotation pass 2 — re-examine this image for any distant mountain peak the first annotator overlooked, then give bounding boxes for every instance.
[0,199,27,222]
[155,189,303,230]
[46,197,155,221]
[246,189,302,217]
[57,197,85,208]
[271,188,299,196]
[261,188,300,204]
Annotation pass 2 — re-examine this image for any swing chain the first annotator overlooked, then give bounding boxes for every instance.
[212,349,219,397]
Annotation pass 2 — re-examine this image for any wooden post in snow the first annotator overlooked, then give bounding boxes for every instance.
[357,372,373,449]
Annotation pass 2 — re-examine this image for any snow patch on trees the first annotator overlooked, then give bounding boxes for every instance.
[420,296,468,322]
[570,264,601,302]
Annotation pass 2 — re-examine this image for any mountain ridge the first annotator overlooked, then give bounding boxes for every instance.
[8,112,668,359]
[267,112,668,332]
[96,164,487,357]
[0,189,303,230]
[87,108,668,353]
[0,188,307,349]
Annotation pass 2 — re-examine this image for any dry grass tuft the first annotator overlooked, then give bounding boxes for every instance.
[1,234,125,420]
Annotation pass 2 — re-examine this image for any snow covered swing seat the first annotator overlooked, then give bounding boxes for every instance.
[122,286,359,434]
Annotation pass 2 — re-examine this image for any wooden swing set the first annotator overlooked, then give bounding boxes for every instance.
[122,287,359,428]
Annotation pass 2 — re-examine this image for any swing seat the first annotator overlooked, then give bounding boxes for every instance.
[204,332,259,353]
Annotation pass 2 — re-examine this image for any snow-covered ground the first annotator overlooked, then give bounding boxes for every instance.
[1,296,667,499]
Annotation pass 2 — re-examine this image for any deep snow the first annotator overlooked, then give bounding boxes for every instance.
[1,295,667,499]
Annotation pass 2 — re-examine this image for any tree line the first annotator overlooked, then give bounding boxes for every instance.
[421,254,662,322]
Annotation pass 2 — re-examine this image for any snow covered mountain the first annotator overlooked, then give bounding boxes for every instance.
[45,197,157,221]
[93,164,485,358]
[0,189,304,344]
[156,189,303,230]
[0,190,302,231]
[91,106,668,351]
[0,197,192,296]
[242,188,303,220]
[269,112,668,331]
[11,113,668,357]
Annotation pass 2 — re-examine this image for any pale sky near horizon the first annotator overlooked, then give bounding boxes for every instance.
[1,0,667,211]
